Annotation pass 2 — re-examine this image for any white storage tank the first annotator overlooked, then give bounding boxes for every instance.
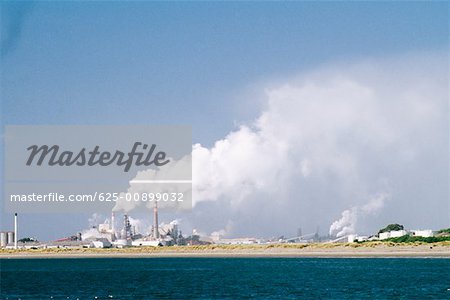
[7,231,15,245]
[0,232,7,247]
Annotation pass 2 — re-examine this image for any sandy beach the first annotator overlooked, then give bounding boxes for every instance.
[1,243,449,259]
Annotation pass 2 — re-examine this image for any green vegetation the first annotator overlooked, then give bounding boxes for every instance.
[378,224,404,234]
[385,235,450,243]
[18,237,37,243]
[437,228,450,234]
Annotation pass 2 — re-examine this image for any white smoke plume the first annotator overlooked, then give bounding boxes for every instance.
[329,193,389,237]
[170,219,182,226]
[115,52,448,237]
[210,221,234,241]
[81,228,103,240]
[113,156,191,213]
[329,208,357,238]
[128,216,149,235]
[88,213,104,228]
[189,52,447,237]
[82,213,110,240]
[82,214,154,238]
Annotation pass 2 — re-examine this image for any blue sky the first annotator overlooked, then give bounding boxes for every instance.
[2,2,448,143]
[1,1,449,240]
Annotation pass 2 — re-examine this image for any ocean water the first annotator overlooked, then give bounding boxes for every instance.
[1,257,449,299]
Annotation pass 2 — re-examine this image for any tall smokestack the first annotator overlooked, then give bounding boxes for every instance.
[14,213,18,249]
[123,214,129,239]
[111,211,116,241]
[153,202,159,239]
[111,212,115,233]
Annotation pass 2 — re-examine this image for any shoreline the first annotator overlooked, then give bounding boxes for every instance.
[2,253,450,259]
[1,244,449,259]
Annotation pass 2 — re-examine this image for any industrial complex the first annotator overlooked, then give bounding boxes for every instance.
[0,205,443,250]
[1,203,183,250]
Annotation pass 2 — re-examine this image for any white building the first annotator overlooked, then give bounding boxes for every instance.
[390,230,409,238]
[5,241,43,249]
[347,235,356,243]
[347,235,369,243]
[214,238,259,245]
[379,231,390,240]
[112,239,131,248]
[379,230,409,240]
[411,230,434,238]
[131,240,163,247]
[356,235,369,242]
[90,238,111,248]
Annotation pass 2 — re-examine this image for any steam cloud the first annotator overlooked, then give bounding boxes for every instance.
[82,213,157,239]
[190,52,448,237]
[121,52,448,237]
[329,193,389,237]
[113,156,191,212]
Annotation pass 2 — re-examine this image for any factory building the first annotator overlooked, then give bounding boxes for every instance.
[131,240,162,247]
[90,238,112,248]
[411,230,434,238]
[0,207,184,249]
[90,203,182,247]
[378,229,434,240]
[46,240,90,249]
[379,230,409,240]
[347,235,371,243]
[214,238,260,245]
[5,241,42,250]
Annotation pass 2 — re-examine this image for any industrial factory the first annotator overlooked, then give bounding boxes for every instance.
[0,206,444,249]
[1,203,184,249]
[89,205,183,248]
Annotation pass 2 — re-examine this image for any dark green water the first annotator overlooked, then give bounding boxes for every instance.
[1,258,449,299]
